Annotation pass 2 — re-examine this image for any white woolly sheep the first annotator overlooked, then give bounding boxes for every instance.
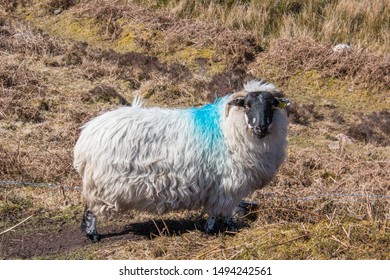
[74,80,290,242]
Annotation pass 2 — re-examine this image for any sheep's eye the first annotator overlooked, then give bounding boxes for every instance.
[244,104,251,110]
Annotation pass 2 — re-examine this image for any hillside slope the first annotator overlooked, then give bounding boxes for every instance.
[0,0,389,259]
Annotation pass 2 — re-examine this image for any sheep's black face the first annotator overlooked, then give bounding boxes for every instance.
[229,92,280,139]
[244,92,278,138]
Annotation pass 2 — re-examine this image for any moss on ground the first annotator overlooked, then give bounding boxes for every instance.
[161,46,227,75]
[33,14,102,47]
[286,70,389,114]
[20,7,228,76]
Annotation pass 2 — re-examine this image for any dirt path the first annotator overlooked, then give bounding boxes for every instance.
[0,221,146,259]
[0,215,210,259]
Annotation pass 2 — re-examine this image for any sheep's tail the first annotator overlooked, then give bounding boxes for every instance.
[132,95,144,108]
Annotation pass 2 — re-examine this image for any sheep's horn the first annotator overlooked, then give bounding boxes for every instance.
[225,91,247,117]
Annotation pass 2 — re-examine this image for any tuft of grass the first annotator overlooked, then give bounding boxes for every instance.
[15,0,261,75]
[162,46,226,76]
[34,14,103,48]
[136,0,390,54]
[233,220,390,260]
[347,111,390,147]
[250,37,390,95]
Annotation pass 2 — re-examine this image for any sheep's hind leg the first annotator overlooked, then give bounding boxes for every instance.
[82,207,100,243]
[225,213,238,233]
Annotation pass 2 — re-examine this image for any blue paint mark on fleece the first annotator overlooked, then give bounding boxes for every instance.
[189,96,228,148]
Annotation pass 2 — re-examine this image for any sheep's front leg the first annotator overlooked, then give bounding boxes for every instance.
[82,207,100,243]
[204,216,216,234]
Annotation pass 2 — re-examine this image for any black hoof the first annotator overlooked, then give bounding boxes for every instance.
[227,225,238,232]
[225,222,238,234]
[82,207,100,243]
[87,233,101,243]
[204,226,215,235]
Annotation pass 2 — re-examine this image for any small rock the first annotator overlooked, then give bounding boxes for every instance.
[328,141,340,150]
[332,43,352,53]
[54,9,63,15]
[336,133,355,144]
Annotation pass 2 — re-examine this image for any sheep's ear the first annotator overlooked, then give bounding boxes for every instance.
[228,98,245,107]
[274,97,291,117]
[274,97,290,109]
[225,98,245,117]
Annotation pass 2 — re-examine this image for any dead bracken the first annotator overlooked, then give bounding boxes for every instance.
[0,0,389,260]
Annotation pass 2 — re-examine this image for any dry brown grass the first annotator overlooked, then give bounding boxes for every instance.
[136,0,390,54]
[254,37,390,92]
[348,111,390,147]
[0,17,64,55]
[0,1,389,260]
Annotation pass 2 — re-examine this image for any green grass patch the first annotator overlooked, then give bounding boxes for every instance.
[286,70,389,114]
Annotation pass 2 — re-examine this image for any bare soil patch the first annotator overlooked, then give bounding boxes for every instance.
[1,214,237,259]
[0,220,145,259]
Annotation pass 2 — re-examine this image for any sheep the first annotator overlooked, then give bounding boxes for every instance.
[74,80,290,242]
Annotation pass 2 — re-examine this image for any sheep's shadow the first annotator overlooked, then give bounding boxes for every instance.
[98,214,257,241]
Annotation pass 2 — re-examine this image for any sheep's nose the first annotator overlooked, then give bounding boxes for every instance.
[254,125,268,138]
[254,125,267,133]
